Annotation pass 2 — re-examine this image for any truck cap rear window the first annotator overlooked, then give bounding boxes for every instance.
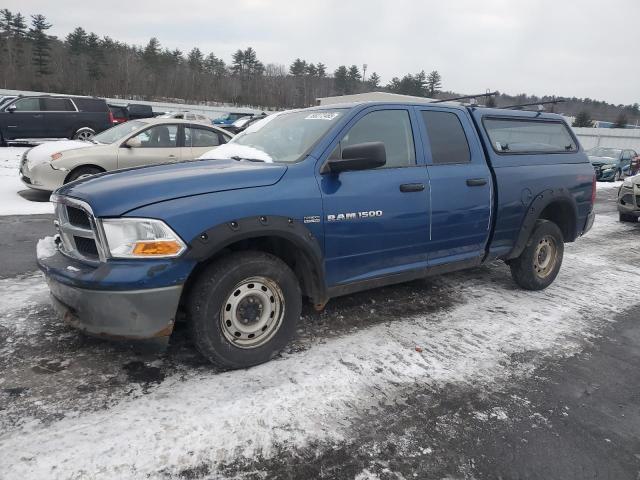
[483,117,577,154]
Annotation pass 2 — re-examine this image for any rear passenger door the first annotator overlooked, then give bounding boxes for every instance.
[320,107,431,286]
[417,107,492,265]
[184,125,228,159]
[41,97,77,138]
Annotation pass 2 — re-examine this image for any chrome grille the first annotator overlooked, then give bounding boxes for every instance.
[53,195,106,263]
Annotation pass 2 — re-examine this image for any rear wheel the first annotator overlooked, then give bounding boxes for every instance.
[72,127,95,141]
[65,166,104,184]
[188,251,301,369]
[509,220,564,291]
[619,212,637,223]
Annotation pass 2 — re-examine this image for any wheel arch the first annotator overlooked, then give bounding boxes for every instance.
[183,216,327,306]
[507,189,578,260]
[64,164,107,183]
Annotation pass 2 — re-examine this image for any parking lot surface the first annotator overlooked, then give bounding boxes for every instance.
[0,178,638,479]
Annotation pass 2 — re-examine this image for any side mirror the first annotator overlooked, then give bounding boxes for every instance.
[124,137,142,148]
[7,104,16,113]
[325,142,386,173]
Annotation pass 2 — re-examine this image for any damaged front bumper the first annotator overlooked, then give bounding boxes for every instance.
[38,237,191,340]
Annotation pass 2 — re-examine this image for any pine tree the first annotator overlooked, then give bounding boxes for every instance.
[204,53,225,76]
[316,63,326,78]
[426,70,442,97]
[0,9,12,36]
[142,37,161,69]
[29,14,52,77]
[66,27,87,55]
[187,47,204,71]
[367,72,380,89]
[289,58,307,76]
[305,63,317,77]
[86,32,104,81]
[572,111,594,128]
[334,65,348,94]
[613,113,628,129]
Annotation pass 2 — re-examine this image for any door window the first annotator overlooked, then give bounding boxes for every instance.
[420,111,471,164]
[132,125,178,148]
[185,127,223,147]
[12,98,41,111]
[42,98,76,111]
[339,110,415,169]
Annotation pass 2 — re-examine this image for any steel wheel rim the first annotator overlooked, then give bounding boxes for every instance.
[533,235,557,279]
[76,130,93,141]
[220,276,285,349]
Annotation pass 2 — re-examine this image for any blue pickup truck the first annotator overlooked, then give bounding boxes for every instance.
[38,102,596,369]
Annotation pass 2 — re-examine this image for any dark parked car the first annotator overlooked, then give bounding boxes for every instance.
[212,111,254,125]
[587,146,637,181]
[0,95,113,144]
[108,103,154,124]
[221,113,268,134]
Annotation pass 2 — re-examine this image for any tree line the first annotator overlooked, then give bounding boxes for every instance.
[0,7,637,126]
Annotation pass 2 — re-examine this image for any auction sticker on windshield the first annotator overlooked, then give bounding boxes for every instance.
[305,112,341,120]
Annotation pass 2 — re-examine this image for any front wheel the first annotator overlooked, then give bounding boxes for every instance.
[509,220,564,291]
[613,170,622,182]
[188,251,302,369]
[65,166,104,184]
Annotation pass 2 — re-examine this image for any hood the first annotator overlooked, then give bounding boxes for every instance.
[26,140,96,168]
[56,159,287,217]
[588,156,618,166]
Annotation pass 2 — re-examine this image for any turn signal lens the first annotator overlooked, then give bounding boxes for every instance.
[132,240,183,256]
[51,152,63,161]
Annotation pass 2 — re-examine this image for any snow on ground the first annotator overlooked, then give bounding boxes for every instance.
[0,147,53,216]
[0,210,638,479]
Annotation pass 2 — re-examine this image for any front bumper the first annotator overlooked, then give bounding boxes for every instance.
[20,153,67,191]
[617,184,640,216]
[47,277,182,338]
[38,239,191,339]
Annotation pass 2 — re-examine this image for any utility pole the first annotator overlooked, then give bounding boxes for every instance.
[362,64,367,83]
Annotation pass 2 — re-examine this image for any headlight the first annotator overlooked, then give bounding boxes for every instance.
[100,218,186,258]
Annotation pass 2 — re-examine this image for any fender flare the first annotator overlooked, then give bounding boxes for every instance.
[185,215,328,304]
[507,188,578,260]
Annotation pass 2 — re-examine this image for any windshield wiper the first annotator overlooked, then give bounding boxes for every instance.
[230,155,266,163]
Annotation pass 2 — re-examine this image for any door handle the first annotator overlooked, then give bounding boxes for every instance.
[168,154,177,158]
[400,183,425,192]
[466,178,487,187]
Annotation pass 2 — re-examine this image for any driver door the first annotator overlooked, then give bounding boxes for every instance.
[2,97,44,139]
[319,107,430,286]
[118,124,182,169]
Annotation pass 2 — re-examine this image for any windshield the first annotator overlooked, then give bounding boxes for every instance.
[202,110,343,163]
[92,120,146,144]
[588,147,621,159]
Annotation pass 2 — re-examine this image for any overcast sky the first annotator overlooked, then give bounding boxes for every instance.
[5,0,639,105]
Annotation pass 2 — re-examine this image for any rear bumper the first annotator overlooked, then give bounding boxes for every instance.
[583,210,596,235]
[47,276,182,339]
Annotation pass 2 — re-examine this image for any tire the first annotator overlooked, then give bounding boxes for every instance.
[72,127,95,141]
[65,166,104,184]
[188,251,302,369]
[613,170,622,182]
[619,213,637,223]
[509,220,564,291]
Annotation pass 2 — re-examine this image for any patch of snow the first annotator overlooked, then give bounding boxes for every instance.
[36,236,57,260]
[199,143,273,163]
[0,147,54,216]
[0,210,639,478]
[596,180,623,190]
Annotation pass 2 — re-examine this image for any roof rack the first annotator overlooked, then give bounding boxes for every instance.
[431,91,499,104]
[501,98,566,111]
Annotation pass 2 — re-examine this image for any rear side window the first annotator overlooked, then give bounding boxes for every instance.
[186,127,222,147]
[73,98,109,112]
[42,98,75,111]
[483,118,577,154]
[420,111,471,164]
